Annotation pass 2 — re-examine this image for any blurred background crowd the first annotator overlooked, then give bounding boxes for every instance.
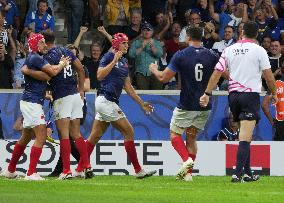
[0,0,283,92]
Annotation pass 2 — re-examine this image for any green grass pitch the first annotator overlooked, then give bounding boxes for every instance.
[1,176,284,203]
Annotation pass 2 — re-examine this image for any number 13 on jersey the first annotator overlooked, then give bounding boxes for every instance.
[64,64,73,78]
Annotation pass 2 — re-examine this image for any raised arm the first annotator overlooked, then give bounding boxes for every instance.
[97,26,113,43]
[73,26,88,48]
[155,13,172,40]
[209,0,220,22]
[7,27,16,62]
[97,51,122,80]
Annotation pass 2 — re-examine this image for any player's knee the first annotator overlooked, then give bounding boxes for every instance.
[170,131,182,141]
[123,126,134,140]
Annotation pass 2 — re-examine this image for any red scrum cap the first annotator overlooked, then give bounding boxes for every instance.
[28,33,44,52]
[112,33,128,51]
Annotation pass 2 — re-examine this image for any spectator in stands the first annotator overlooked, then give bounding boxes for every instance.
[254,5,278,42]
[153,11,173,41]
[159,40,177,90]
[216,113,239,141]
[72,26,101,89]
[247,0,258,20]
[194,0,211,22]
[0,43,14,88]
[202,21,219,49]
[124,8,142,43]
[141,0,166,26]
[269,40,284,77]
[0,0,20,30]
[236,22,244,40]
[129,22,163,90]
[212,25,235,56]
[166,0,178,21]
[24,0,55,34]
[262,36,272,52]
[13,41,28,88]
[105,0,129,36]
[209,0,248,39]
[176,0,196,26]
[65,0,84,43]
[0,11,9,47]
[28,0,54,15]
[179,10,204,48]
[262,65,284,141]
[83,42,101,89]
[165,21,181,62]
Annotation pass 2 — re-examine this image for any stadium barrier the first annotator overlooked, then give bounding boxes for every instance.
[0,90,280,176]
[0,140,283,176]
[0,90,275,141]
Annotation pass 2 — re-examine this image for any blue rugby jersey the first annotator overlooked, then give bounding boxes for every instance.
[97,51,129,104]
[168,46,219,111]
[22,53,49,105]
[43,46,77,100]
[24,10,55,32]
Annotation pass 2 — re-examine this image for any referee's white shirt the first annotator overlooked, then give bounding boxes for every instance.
[215,39,271,93]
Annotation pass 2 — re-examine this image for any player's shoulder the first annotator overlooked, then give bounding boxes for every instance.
[203,47,219,58]
[102,51,114,60]
[27,52,42,61]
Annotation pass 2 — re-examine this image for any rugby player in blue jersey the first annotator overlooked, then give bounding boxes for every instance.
[1,33,69,180]
[17,31,92,180]
[150,26,219,181]
[77,33,157,178]
[41,31,92,180]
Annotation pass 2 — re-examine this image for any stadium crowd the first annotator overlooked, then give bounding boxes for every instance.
[0,0,283,91]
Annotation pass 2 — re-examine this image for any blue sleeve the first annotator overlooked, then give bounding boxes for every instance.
[30,55,49,70]
[24,11,32,27]
[219,12,228,24]
[167,51,180,72]
[99,53,113,67]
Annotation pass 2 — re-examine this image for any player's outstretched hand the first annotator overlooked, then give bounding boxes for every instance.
[149,61,158,73]
[141,102,154,115]
[199,94,209,107]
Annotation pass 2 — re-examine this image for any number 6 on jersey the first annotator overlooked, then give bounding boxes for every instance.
[195,63,203,81]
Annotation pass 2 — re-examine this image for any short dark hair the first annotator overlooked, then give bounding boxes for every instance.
[243,21,258,39]
[224,25,234,31]
[37,0,48,8]
[41,30,55,44]
[186,26,203,41]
